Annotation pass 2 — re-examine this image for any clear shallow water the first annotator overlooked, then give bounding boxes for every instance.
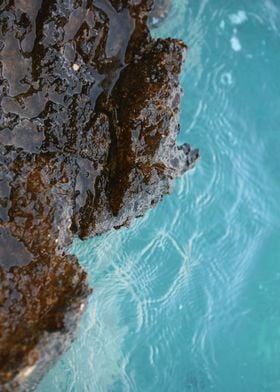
[38,1,280,391]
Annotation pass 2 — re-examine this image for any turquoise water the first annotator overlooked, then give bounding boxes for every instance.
[38,1,280,391]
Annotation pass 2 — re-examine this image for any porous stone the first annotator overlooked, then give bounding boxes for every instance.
[0,0,198,390]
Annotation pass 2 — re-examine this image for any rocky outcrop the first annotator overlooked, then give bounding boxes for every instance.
[0,0,198,390]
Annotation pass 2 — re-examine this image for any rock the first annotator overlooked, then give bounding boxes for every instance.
[0,0,198,390]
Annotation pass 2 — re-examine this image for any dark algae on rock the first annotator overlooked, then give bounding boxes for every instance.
[0,0,198,389]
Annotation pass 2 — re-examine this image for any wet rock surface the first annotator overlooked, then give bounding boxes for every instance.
[0,0,198,390]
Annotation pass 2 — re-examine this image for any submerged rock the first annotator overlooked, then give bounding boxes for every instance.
[0,0,198,389]
[149,0,171,27]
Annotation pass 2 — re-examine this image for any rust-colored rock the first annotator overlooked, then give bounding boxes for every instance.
[0,0,198,390]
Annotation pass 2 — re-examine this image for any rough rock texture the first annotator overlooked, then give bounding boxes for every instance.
[0,0,198,390]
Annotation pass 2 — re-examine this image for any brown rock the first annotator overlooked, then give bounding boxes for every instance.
[0,0,198,389]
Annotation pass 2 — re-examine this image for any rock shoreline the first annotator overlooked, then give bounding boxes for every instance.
[0,0,198,390]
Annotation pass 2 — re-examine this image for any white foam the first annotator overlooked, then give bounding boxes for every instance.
[229,10,248,25]
[230,36,242,51]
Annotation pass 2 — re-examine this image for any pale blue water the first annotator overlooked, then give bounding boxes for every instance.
[38,1,280,391]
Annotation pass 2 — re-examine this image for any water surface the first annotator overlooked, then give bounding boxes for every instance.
[38,0,280,391]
